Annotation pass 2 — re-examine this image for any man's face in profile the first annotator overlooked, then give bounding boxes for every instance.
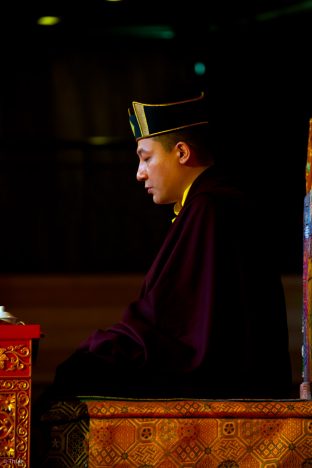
[136,137,181,205]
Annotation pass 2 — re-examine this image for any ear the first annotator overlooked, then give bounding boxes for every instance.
[176,142,191,165]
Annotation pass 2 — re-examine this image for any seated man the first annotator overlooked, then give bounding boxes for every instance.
[50,92,292,399]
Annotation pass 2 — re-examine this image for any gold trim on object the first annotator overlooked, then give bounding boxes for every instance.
[0,346,30,372]
[133,102,149,137]
[132,92,205,109]
[136,121,208,141]
[0,381,30,467]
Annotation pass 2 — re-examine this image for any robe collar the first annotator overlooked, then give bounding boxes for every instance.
[172,165,217,222]
[172,184,192,222]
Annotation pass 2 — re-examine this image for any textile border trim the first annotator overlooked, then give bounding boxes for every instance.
[79,398,312,419]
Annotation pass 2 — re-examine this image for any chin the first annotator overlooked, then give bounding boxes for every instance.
[152,197,162,204]
[152,193,172,205]
[153,197,170,205]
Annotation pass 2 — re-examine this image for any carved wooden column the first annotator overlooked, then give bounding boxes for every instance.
[0,324,41,467]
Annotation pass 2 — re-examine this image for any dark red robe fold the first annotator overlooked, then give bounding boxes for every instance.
[53,166,292,398]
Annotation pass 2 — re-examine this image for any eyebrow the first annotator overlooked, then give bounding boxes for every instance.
[137,147,149,157]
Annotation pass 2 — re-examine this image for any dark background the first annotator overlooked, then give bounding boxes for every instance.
[0,0,311,274]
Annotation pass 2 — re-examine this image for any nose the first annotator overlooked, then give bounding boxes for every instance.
[136,162,147,182]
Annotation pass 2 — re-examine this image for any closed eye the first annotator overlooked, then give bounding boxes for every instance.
[137,148,152,162]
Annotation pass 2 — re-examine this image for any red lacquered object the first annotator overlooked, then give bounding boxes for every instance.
[0,324,41,467]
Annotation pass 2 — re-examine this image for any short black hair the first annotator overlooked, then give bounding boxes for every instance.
[152,124,214,165]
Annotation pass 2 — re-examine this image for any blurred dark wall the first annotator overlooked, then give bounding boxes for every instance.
[0,14,310,274]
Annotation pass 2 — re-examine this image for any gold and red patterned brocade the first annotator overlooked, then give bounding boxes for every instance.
[0,324,40,468]
[38,398,312,467]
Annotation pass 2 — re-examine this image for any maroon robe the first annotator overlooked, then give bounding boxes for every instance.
[53,166,292,398]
